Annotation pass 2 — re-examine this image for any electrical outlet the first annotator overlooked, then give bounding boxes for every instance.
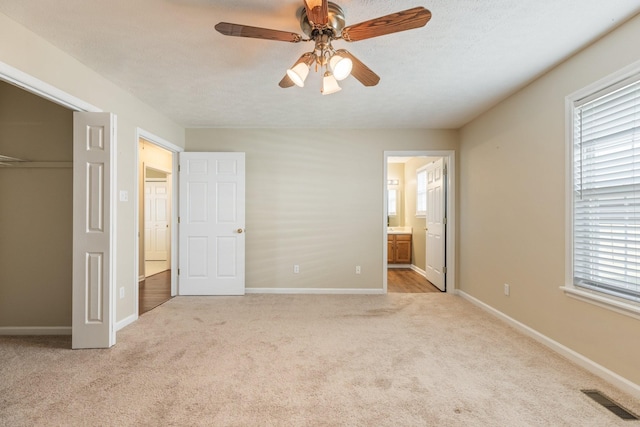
[294,265,300,274]
[119,287,125,299]
[504,283,510,296]
[355,266,361,274]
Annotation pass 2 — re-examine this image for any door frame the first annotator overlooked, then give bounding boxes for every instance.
[0,62,114,344]
[0,62,100,113]
[135,129,182,310]
[383,150,456,294]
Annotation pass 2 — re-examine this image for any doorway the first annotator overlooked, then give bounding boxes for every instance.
[384,151,456,294]
[0,67,117,348]
[0,80,74,334]
[137,135,179,315]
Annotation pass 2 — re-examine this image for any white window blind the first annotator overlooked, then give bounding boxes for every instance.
[573,76,640,302]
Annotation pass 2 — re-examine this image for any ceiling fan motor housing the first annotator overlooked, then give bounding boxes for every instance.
[300,2,346,37]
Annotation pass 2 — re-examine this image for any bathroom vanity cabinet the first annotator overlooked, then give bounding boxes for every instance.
[387,233,412,264]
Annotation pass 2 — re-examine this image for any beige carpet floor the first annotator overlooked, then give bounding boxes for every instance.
[1,293,638,426]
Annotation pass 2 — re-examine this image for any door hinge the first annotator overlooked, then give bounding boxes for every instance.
[178,268,180,276]
[442,266,447,274]
[443,217,447,225]
[443,164,448,176]
[178,164,181,172]
[178,217,180,224]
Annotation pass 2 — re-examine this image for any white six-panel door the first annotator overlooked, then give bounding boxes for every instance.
[145,181,169,261]
[425,158,446,291]
[179,152,245,295]
[72,112,116,349]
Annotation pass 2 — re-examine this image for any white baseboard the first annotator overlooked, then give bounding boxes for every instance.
[0,326,71,335]
[245,288,385,295]
[116,313,138,331]
[387,264,412,269]
[457,290,640,400]
[410,265,427,277]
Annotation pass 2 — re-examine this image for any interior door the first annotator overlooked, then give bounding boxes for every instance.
[145,180,169,261]
[425,158,446,291]
[72,112,116,349]
[178,152,245,295]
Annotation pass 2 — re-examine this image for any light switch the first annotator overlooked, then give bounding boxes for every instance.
[119,190,128,202]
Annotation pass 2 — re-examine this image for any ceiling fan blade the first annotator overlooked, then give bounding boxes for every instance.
[341,7,431,42]
[215,22,302,43]
[304,0,329,26]
[336,50,380,87]
[279,74,295,88]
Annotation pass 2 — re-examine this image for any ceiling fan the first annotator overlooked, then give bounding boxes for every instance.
[215,1,432,94]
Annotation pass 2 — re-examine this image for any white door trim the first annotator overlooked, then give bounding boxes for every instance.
[0,61,101,113]
[135,128,182,310]
[383,150,456,294]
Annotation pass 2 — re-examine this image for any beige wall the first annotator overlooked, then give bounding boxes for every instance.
[0,12,185,326]
[186,129,458,290]
[459,14,640,384]
[0,81,73,326]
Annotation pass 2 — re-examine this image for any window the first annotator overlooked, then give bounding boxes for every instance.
[569,73,640,309]
[416,167,427,217]
[388,189,397,216]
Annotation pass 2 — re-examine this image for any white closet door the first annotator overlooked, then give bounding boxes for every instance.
[72,112,116,349]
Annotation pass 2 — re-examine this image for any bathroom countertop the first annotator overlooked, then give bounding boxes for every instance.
[387,227,412,235]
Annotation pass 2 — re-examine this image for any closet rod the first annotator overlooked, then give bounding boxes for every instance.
[0,162,72,168]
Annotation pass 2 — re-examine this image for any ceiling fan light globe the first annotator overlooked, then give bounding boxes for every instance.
[330,55,352,81]
[321,72,342,95]
[287,63,310,87]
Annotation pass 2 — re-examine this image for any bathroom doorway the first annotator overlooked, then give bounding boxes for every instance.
[387,269,440,293]
[384,151,456,293]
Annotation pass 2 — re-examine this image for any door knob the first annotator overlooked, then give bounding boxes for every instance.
[237,228,244,234]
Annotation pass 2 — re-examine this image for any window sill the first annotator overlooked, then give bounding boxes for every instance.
[560,286,640,321]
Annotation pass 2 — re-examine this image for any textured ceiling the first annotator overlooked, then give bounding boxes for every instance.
[1,1,639,129]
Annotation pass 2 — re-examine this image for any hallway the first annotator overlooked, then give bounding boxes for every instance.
[388,268,440,293]
[139,270,171,315]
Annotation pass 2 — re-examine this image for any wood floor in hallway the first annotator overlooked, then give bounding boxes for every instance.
[139,270,172,315]
[388,268,441,293]
[139,268,437,312]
